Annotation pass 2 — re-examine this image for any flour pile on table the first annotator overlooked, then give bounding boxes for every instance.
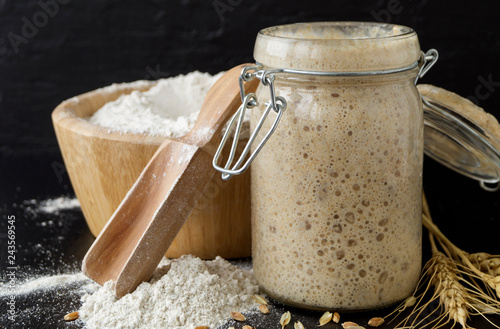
[88,71,223,137]
[79,255,258,329]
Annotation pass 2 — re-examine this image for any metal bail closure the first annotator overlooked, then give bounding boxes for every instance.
[415,49,439,85]
[213,64,287,180]
[213,52,440,181]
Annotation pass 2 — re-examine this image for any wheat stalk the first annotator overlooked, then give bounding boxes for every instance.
[385,192,500,329]
[422,199,500,301]
[430,251,471,328]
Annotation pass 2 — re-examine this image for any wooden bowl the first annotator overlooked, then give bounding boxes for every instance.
[51,81,251,259]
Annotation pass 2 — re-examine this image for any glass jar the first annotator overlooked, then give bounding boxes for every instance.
[250,22,424,311]
[213,21,500,311]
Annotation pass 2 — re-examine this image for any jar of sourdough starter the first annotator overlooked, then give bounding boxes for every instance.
[213,21,500,311]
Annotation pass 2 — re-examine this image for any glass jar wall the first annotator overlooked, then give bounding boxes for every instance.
[250,22,424,310]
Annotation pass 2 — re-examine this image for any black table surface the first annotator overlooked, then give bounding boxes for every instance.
[1,152,500,329]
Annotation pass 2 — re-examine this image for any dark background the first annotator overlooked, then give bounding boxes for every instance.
[2,0,499,253]
[0,0,499,328]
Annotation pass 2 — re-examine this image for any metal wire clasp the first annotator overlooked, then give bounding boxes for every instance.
[415,49,439,84]
[213,50,440,181]
[213,64,287,180]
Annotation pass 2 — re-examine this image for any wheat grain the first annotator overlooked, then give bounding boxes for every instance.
[258,304,270,314]
[332,312,340,323]
[280,311,291,329]
[367,317,384,327]
[64,311,79,322]
[467,252,491,264]
[467,252,500,275]
[230,311,246,322]
[252,294,268,305]
[318,311,332,326]
[404,296,417,308]
[469,302,500,314]
[483,274,500,299]
[294,321,305,329]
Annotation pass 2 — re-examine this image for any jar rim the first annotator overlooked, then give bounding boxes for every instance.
[254,21,421,72]
[258,21,416,42]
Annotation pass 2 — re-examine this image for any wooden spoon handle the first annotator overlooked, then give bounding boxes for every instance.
[116,143,214,297]
[82,64,258,298]
[82,141,215,297]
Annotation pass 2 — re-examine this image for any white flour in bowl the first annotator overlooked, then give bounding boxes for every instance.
[79,255,258,329]
[88,71,224,137]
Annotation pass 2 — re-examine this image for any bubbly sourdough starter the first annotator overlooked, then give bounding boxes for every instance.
[250,22,424,310]
[251,78,423,310]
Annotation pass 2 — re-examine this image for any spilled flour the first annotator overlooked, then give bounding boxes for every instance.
[0,269,97,328]
[21,196,81,218]
[88,71,224,137]
[79,255,258,329]
[0,272,95,297]
[38,196,80,214]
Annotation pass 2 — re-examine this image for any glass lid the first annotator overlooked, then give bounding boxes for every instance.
[418,84,500,192]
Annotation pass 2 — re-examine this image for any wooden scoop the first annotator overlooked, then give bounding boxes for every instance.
[82,64,258,298]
